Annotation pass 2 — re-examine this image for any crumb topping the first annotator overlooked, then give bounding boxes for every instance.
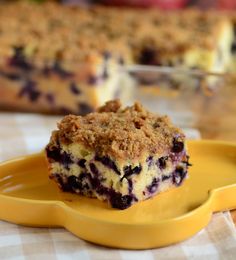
[54,100,185,160]
[0,2,231,65]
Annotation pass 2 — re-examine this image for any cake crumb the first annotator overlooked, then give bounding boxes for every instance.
[97,99,122,113]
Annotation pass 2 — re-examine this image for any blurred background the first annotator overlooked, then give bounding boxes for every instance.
[0,0,236,144]
[59,0,236,9]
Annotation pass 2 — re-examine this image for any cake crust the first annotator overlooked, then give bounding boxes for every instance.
[54,100,184,160]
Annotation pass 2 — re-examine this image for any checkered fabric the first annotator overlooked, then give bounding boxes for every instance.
[0,112,236,259]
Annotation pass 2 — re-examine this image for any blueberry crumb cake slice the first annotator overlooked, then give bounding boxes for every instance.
[45,100,190,209]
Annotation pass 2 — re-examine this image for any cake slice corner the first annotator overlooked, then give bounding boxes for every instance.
[45,100,191,209]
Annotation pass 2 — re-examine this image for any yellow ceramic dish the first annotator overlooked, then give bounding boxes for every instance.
[0,140,236,249]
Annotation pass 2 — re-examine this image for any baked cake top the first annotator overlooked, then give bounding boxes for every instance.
[0,2,232,64]
[52,100,185,160]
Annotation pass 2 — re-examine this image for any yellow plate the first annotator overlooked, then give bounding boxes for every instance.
[0,140,236,249]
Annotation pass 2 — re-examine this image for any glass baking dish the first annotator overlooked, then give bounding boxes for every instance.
[124,65,236,142]
[0,58,235,142]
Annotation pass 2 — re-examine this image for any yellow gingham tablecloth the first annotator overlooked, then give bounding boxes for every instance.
[0,112,236,259]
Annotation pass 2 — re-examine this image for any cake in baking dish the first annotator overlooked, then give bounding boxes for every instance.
[0,2,234,114]
[45,100,190,209]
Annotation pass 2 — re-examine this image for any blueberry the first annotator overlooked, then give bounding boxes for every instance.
[53,174,72,192]
[52,61,73,79]
[18,80,41,102]
[46,146,61,162]
[89,163,99,175]
[67,173,90,191]
[70,82,81,95]
[172,138,184,153]
[68,175,80,190]
[127,179,133,194]
[89,176,100,189]
[29,90,41,102]
[78,103,93,115]
[2,72,21,81]
[172,167,187,186]
[96,185,109,196]
[87,75,98,85]
[61,152,73,170]
[162,175,171,181]
[147,178,159,194]
[78,159,86,168]
[95,155,120,175]
[146,156,153,169]
[110,193,133,210]
[157,156,168,170]
[60,107,74,115]
[122,164,142,180]
[9,46,33,71]
[138,47,160,66]
[45,93,54,104]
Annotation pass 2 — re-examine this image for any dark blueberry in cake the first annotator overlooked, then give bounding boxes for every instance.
[60,107,74,115]
[138,47,160,66]
[127,179,133,194]
[95,155,120,175]
[110,193,133,210]
[87,75,98,85]
[9,46,33,71]
[89,163,99,175]
[96,185,109,196]
[121,164,142,181]
[70,82,81,95]
[78,103,93,115]
[162,175,171,181]
[52,61,73,79]
[147,178,159,194]
[18,80,41,102]
[68,175,80,190]
[157,156,168,170]
[172,167,187,186]
[46,146,61,162]
[172,138,184,153]
[53,174,72,192]
[28,90,41,102]
[2,72,21,81]
[78,172,87,180]
[61,152,73,170]
[89,176,101,189]
[146,156,153,169]
[78,159,86,168]
[45,93,55,104]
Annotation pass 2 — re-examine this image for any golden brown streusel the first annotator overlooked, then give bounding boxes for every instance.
[53,100,185,160]
[0,2,231,63]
